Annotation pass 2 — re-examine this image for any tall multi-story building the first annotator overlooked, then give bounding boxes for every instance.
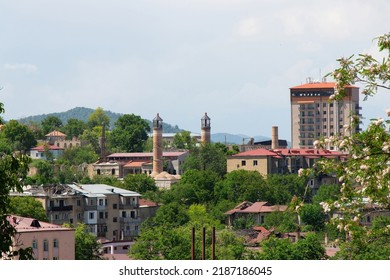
[290,80,361,149]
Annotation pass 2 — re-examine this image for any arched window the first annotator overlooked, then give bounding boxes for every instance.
[111,169,115,175]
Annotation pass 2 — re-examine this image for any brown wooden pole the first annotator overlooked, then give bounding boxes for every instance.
[212,226,216,260]
[202,227,206,260]
[191,227,195,260]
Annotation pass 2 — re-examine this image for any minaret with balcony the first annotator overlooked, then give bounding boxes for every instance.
[201,112,211,144]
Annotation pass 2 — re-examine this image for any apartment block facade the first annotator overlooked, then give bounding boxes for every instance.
[290,81,361,149]
[12,184,142,242]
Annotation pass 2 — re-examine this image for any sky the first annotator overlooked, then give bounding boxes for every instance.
[1,0,390,140]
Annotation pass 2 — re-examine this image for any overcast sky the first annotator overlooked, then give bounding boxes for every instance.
[1,0,389,140]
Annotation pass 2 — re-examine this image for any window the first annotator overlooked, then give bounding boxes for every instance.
[122,211,126,218]
[112,169,115,175]
[77,200,81,206]
[253,160,258,166]
[99,212,104,219]
[113,217,118,223]
[113,204,117,209]
[130,211,136,219]
[32,240,38,249]
[53,239,58,248]
[43,240,49,252]
[89,212,94,219]
[241,160,246,167]
[90,199,94,206]
[99,199,104,206]
[105,212,108,219]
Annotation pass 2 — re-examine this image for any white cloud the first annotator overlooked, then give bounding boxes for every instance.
[234,17,262,38]
[4,63,38,73]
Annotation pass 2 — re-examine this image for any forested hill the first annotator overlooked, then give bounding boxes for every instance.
[16,107,182,133]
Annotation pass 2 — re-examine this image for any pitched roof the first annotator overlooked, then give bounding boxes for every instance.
[225,201,287,215]
[45,130,66,137]
[7,215,74,233]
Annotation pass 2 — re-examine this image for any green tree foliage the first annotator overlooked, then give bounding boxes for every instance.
[303,33,390,259]
[8,196,47,221]
[122,174,157,194]
[32,160,55,185]
[263,211,297,233]
[2,120,37,152]
[168,170,221,205]
[0,101,33,259]
[65,223,103,260]
[255,233,326,260]
[183,143,227,177]
[312,184,341,205]
[333,216,390,260]
[172,130,197,149]
[130,204,244,260]
[64,118,88,139]
[41,115,63,135]
[215,170,266,202]
[109,114,150,152]
[60,145,99,165]
[299,203,326,231]
[266,174,309,203]
[87,107,110,128]
[215,171,306,205]
[79,129,101,155]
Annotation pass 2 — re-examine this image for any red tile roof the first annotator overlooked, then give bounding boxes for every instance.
[123,160,151,168]
[225,201,287,215]
[240,202,288,213]
[45,130,66,137]
[108,151,188,158]
[7,215,73,233]
[231,148,345,158]
[290,82,357,89]
[139,199,159,207]
[30,145,64,152]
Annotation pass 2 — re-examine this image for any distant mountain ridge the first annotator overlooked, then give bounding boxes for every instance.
[15,107,275,144]
[16,107,182,133]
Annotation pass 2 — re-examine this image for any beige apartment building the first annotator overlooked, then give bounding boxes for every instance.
[290,81,361,149]
[12,184,142,242]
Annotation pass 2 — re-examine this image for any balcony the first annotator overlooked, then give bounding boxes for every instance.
[48,205,73,211]
[118,203,139,210]
[119,217,141,224]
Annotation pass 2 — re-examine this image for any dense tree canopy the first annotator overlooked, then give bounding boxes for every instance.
[41,115,63,135]
[64,118,88,139]
[2,120,37,152]
[109,114,150,152]
[0,102,33,259]
[87,107,110,128]
[8,196,47,221]
[183,143,227,177]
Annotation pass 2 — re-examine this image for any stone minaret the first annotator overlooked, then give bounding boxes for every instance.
[201,112,211,144]
[271,126,278,150]
[152,113,163,174]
